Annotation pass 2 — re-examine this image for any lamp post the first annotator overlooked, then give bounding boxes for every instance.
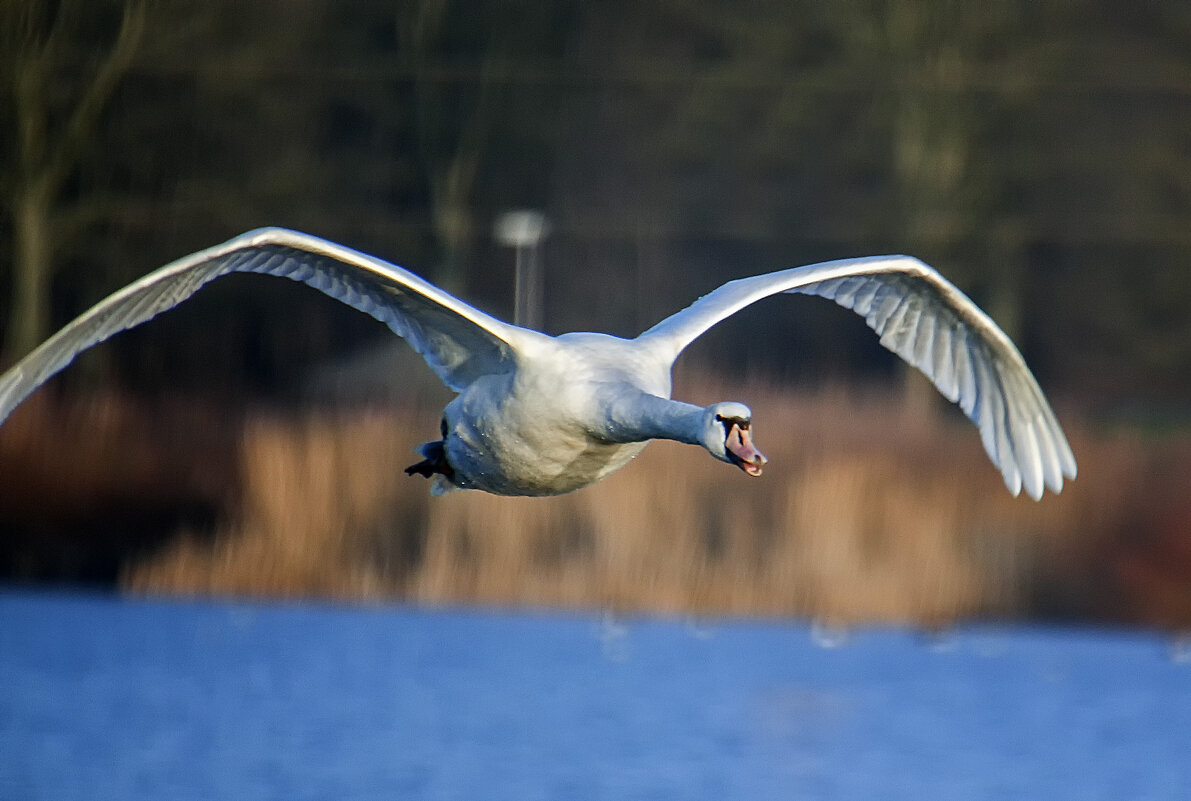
[494,210,550,329]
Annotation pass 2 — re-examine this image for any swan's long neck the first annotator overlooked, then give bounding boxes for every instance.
[602,391,705,445]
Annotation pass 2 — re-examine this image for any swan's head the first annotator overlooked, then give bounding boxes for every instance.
[703,402,767,477]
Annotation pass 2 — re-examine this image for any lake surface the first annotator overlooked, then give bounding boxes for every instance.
[1,591,1188,800]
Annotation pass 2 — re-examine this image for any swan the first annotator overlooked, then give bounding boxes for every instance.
[0,227,1076,499]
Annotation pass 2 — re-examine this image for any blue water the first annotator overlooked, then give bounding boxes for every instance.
[1,592,1188,800]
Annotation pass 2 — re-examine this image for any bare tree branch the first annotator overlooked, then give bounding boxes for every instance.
[37,0,148,201]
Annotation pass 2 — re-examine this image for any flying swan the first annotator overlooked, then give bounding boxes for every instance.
[0,228,1076,499]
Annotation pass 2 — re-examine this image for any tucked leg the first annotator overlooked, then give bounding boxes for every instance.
[405,439,455,481]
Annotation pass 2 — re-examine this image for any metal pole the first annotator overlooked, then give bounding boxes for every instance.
[496,210,549,330]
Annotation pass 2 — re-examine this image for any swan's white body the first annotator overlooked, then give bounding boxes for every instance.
[0,228,1077,499]
[442,332,660,495]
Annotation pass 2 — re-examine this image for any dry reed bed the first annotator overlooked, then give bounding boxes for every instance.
[116,379,1166,626]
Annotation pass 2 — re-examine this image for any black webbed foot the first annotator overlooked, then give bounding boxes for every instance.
[405,440,455,481]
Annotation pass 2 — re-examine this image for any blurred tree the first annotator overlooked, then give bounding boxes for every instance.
[395,0,500,292]
[840,0,1023,410]
[392,0,576,293]
[1,0,1189,405]
[0,0,146,362]
[549,0,845,338]
[1010,2,1191,404]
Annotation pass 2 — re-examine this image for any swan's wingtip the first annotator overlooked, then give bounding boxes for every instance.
[1022,470,1078,501]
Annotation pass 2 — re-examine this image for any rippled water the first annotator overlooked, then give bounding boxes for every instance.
[1,591,1188,800]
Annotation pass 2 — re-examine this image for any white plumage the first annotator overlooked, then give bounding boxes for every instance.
[0,228,1076,499]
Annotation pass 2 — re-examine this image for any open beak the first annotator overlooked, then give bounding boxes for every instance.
[725,423,767,477]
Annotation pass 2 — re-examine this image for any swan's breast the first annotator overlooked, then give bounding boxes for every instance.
[440,338,663,496]
[444,396,647,496]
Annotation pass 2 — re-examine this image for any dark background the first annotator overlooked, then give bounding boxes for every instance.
[2,1,1190,624]
[4,0,1190,407]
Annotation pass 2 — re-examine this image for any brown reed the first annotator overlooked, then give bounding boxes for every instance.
[111,375,1166,626]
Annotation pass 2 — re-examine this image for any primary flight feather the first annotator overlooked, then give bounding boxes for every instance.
[0,228,1076,499]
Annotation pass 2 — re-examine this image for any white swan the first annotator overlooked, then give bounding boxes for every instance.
[0,227,1076,499]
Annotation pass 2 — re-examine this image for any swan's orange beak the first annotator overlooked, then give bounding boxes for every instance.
[725,423,767,476]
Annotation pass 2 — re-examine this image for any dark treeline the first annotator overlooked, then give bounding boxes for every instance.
[3,0,1191,409]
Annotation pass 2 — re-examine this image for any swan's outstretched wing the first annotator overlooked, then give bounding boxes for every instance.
[0,228,538,422]
[638,255,1076,499]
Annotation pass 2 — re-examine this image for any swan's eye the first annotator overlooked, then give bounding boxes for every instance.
[715,414,750,433]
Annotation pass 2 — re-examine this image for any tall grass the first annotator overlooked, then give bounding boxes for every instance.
[109,376,1168,626]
